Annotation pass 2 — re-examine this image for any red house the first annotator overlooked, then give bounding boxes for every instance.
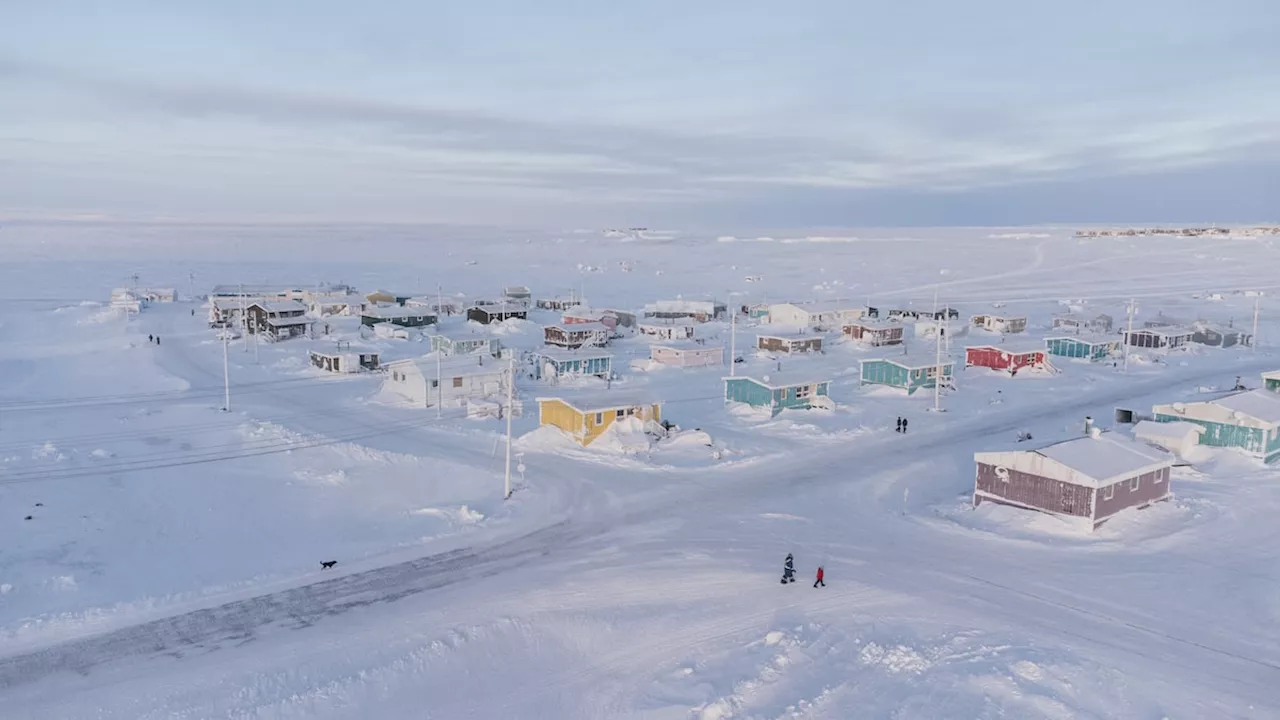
[965,344,1051,375]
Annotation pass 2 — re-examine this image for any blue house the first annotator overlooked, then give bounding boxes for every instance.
[429,332,501,357]
[528,348,613,380]
[859,358,954,395]
[723,374,833,417]
[1151,389,1280,462]
[1263,370,1280,393]
[1045,336,1121,361]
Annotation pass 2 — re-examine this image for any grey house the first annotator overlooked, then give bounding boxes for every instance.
[973,427,1174,530]
[1191,322,1252,348]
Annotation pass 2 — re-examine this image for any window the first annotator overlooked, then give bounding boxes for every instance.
[926,366,939,378]
[1130,476,1140,491]
[1154,469,1166,484]
[431,379,439,388]
[594,412,603,425]
[453,377,464,388]
[616,409,625,418]
[1103,484,1116,500]
[796,385,811,399]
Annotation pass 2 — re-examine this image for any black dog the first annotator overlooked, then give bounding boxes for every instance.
[320,560,337,570]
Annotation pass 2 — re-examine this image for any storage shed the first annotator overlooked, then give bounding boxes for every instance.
[723,374,833,417]
[843,320,905,346]
[1045,336,1121,361]
[973,428,1174,529]
[1151,389,1280,462]
[756,333,824,355]
[859,358,955,395]
[650,342,723,368]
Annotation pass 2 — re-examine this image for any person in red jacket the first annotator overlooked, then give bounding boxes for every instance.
[813,566,825,588]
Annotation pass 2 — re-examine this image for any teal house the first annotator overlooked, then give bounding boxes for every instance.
[1152,389,1280,462]
[529,348,613,380]
[723,374,833,417]
[859,358,954,395]
[1263,371,1280,392]
[1045,336,1121,361]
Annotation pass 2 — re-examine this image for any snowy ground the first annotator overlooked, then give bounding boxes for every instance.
[2,224,1280,718]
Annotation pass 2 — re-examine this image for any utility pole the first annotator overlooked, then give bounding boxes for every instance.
[1123,298,1136,372]
[730,308,737,376]
[222,331,231,411]
[240,283,249,353]
[504,357,515,499]
[1252,295,1260,352]
[932,285,943,412]
[188,271,195,302]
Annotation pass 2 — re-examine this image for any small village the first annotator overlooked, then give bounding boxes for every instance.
[105,277,1280,535]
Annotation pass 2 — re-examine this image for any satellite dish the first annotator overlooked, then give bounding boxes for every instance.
[995,466,1010,481]
[1172,402,1186,413]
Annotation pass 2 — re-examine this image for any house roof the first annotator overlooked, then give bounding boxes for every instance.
[1211,389,1280,425]
[1134,420,1204,443]
[389,355,506,379]
[471,302,526,314]
[265,316,312,327]
[530,347,613,362]
[363,304,435,319]
[253,300,307,313]
[723,373,829,389]
[1044,335,1119,347]
[644,299,720,313]
[1130,326,1193,337]
[844,319,899,330]
[1262,370,1280,382]
[860,358,954,370]
[536,392,661,413]
[429,331,495,344]
[757,332,820,342]
[546,322,610,333]
[1032,431,1173,485]
[639,320,695,328]
[966,342,1045,355]
[651,341,721,353]
[774,300,864,314]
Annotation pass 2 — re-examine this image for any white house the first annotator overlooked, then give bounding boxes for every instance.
[372,322,411,340]
[650,342,723,368]
[642,299,726,322]
[1133,420,1204,457]
[110,288,142,314]
[137,288,176,303]
[382,356,507,408]
[767,301,867,329]
[913,318,969,340]
[972,314,1028,334]
[638,321,696,341]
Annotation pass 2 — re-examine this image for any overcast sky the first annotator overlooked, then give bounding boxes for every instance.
[3,1,1278,228]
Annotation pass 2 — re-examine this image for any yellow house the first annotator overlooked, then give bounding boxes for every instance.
[537,396,663,446]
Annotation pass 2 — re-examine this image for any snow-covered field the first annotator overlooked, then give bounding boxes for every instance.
[2,223,1280,718]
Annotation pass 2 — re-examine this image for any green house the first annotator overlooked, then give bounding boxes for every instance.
[859,358,954,395]
[529,348,613,380]
[723,374,833,417]
[1263,371,1280,392]
[1152,389,1280,462]
[1045,336,1121,361]
[361,305,438,328]
[429,333,501,357]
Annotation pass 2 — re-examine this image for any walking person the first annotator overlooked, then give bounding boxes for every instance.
[781,553,796,584]
[148,334,153,343]
[895,416,903,433]
[813,566,825,588]
[901,417,908,433]
[155,336,160,346]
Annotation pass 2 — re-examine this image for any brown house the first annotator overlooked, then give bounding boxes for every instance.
[756,333,823,355]
[973,427,1174,529]
[543,322,609,349]
[842,320,904,346]
[245,301,312,341]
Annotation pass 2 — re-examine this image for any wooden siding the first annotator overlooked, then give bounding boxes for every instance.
[757,336,823,354]
[1153,413,1280,460]
[1094,467,1171,521]
[975,462,1093,518]
[843,324,904,346]
[966,347,1046,373]
[538,399,660,445]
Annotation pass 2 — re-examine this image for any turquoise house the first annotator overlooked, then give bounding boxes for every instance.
[1152,389,1280,462]
[723,374,832,417]
[1045,336,1121,361]
[529,348,613,380]
[859,358,954,395]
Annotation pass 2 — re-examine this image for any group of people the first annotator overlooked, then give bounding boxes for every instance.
[781,553,824,588]
[147,334,161,345]
[895,416,909,433]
